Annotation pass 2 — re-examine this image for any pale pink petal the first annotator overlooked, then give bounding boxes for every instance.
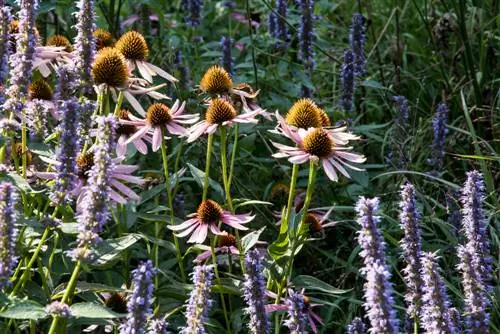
[137,60,153,83]
[335,151,366,163]
[110,179,140,201]
[329,158,351,178]
[125,124,150,145]
[113,164,139,174]
[322,159,338,182]
[209,223,222,235]
[206,123,218,134]
[187,122,210,143]
[152,127,162,152]
[175,222,200,238]
[221,216,249,230]
[166,122,186,135]
[333,157,365,171]
[288,153,310,164]
[109,188,126,204]
[168,218,199,231]
[147,63,178,83]
[112,173,144,184]
[188,224,208,244]
[195,250,212,263]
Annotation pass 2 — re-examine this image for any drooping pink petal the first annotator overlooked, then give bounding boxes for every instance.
[168,218,199,231]
[289,153,310,164]
[187,121,210,143]
[322,159,338,182]
[152,127,162,152]
[206,123,218,134]
[125,124,151,145]
[109,188,127,204]
[166,122,186,135]
[329,158,351,178]
[112,173,144,184]
[110,179,140,201]
[188,223,208,244]
[113,164,139,174]
[335,151,366,163]
[133,138,148,154]
[175,222,200,238]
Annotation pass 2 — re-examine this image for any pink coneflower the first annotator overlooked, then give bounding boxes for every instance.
[195,231,239,263]
[186,98,262,143]
[116,109,149,155]
[271,111,366,182]
[38,154,144,204]
[122,100,199,152]
[168,199,254,244]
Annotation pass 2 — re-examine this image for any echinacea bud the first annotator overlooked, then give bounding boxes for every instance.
[200,65,232,95]
[340,49,355,113]
[115,31,149,61]
[45,301,71,318]
[399,183,423,319]
[427,102,448,170]
[349,14,367,77]
[347,317,365,334]
[119,260,157,334]
[205,98,236,124]
[284,290,309,334]
[0,182,19,289]
[355,197,399,334]
[73,0,96,95]
[243,250,270,334]
[180,265,214,334]
[419,252,455,334]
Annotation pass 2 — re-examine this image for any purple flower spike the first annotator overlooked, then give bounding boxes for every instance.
[220,36,233,76]
[243,250,270,334]
[269,0,289,47]
[392,96,409,131]
[349,14,367,77]
[180,265,214,334]
[457,245,490,332]
[119,260,157,334]
[399,183,423,319]
[0,5,11,86]
[72,0,96,95]
[355,197,399,334]
[45,301,71,318]
[460,170,492,289]
[428,102,448,170]
[298,0,315,71]
[449,308,461,333]
[284,290,309,334]
[419,251,455,334]
[70,115,116,261]
[0,182,19,289]
[25,99,49,140]
[340,49,355,113]
[147,318,171,334]
[347,317,365,334]
[3,0,38,115]
[181,0,203,27]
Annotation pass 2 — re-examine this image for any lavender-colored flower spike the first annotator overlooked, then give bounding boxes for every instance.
[347,317,365,334]
[3,0,38,115]
[355,197,399,334]
[284,290,309,334]
[220,36,233,76]
[298,0,315,71]
[147,318,171,334]
[0,182,19,289]
[399,183,423,319]
[419,251,455,334]
[387,95,410,168]
[427,102,449,170]
[457,245,490,332]
[50,99,81,205]
[25,99,49,140]
[449,308,461,333]
[349,14,367,77]
[71,116,116,260]
[243,250,270,334]
[119,260,157,334]
[180,265,214,334]
[445,191,461,236]
[174,51,191,89]
[181,0,203,27]
[45,301,71,318]
[0,4,11,86]
[340,49,355,113]
[460,170,492,288]
[392,96,409,131]
[54,64,76,101]
[269,0,289,47]
[72,0,96,95]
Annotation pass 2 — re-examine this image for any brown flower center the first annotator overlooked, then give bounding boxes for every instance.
[304,213,323,233]
[285,99,323,129]
[303,128,334,158]
[91,47,129,87]
[318,108,331,126]
[104,293,128,314]
[206,98,236,124]
[12,142,32,165]
[218,233,237,247]
[197,200,223,224]
[29,79,53,101]
[46,35,73,52]
[200,65,233,95]
[117,109,137,136]
[146,103,172,127]
[94,28,115,51]
[77,153,94,179]
[115,31,149,61]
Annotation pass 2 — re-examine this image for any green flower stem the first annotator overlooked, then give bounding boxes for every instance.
[82,91,104,155]
[21,119,27,179]
[47,258,83,334]
[210,239,231,333]
[202,134,214,201]
[227,124,239,190]
[159,128,186,283]
[112,91,124,116]
[9,227,51,298]
[283,163,300,228]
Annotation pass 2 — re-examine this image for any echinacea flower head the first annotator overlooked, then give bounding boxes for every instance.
[285,98,323,129]
[200,65,233,95]
[420,251,455,334]
[28,79,53,101]
[168,199,253,244]
[92,47,129,88]
[93,28,115,51]
[272,112,366,182]
[180,265,214,334]
[194,231,240,263]
[120,260,157,334]
[46,34,73,52]
[0,182,19,289]
[116,109,147,155]
[186,98,262,143]
[122,99,198,152]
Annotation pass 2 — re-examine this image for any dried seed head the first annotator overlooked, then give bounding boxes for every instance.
[117,109,136,136]
[286,99,323,129]
[94,28,115,51]
[303,128,334,158]
[76,152,94,179]
[115,31,149,61]
[29,79,53,101]
[304,213,323,233]
[218,232,237,247]
[91,47,129,87]
[200,65,233,95]
[197,200,223,224]
[46,35,73,52]
[206,98,236,124]
[146,103,172,126]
